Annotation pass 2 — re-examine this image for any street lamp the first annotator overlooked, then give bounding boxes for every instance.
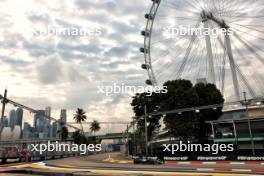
[243,91,249,116]
[144,104,149,156]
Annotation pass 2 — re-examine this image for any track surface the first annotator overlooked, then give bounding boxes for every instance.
[1,153,264,175]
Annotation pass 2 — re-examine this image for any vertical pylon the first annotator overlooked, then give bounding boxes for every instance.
[0,89,7,132]
[225,33,240,101]
[204,21,216,85]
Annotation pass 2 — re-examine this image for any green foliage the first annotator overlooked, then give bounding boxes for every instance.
[73,108,87,133]
[61,126,69,140]
[194,83,224,142]
[72,130,101,145]
[130,79,224,143]
[72,130,88,144]
[90,120,101,135]
[131,92,162,139]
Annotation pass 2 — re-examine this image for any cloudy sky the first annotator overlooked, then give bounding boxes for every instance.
[0,0,151,130]
[0,0,263,132]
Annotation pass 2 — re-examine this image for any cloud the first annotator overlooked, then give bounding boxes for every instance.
[36,54,89,84]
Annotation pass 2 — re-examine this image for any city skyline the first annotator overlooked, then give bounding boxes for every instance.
[1,106,66,140]
[0,0,149,124]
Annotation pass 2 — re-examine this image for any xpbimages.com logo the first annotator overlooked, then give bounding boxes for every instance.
[32,25,102,37]
[97,83,168,96]
[162,141,234,155]
[31,141,102,155]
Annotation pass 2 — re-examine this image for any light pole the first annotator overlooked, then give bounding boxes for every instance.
[243,91,249,116]
[144,104,149,156]
[243,91,255,155]
[132,117,136,156]
[0,89,7,133]
[126,124,129,156]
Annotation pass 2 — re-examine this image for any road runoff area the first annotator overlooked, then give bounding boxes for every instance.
[1,153,264,176]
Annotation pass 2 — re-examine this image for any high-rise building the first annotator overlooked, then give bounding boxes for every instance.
[15,108,23,127]
[23,122,34,139]
[8,110,16,130]
[45,106,51,137]
[2,116,8,127]
[60,109,67,127]
[45,107,51,117]
[34,110,49,138]
[51,121,59,138]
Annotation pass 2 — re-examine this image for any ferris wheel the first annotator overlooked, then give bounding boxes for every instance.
[140,0,264,101]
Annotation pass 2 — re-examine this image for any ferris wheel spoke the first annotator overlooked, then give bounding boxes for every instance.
[224,15,264,19]
[232,26,264,41]
[184,0,203,13]
[233,32,264,65]
[161,1,200,15]
[231,23,264,34]
[234,24,264,28]
[192,0,203,9]
[196,48,206,81]
[155,39,191,80]
[233,32,264,54]
[222,0,234,16]
[155,50,185,81]
[169,29,200,80]
[226,0,256,17]
[231,39,264,94]
[151,36,188,62]
[180,37,202,78]
[152,37,189,72]
[233,62,257,98]
[151,38,174,46]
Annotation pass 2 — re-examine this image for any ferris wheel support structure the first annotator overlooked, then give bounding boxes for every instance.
[201,11,240,100]
[203,20,216,85]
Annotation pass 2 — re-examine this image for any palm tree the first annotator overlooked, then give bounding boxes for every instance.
[61,126,69,140]
[73,108,87,134]
[90,120,101,136]
[72,130,87,144]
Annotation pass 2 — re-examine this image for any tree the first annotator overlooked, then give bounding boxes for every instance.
[130,79,224,143]
[161,80,200,141]
[131,92,162,140]
[194,83,224,142]
[73,108,87,133]
[90,120,101,136]
[161,80,224,142]
[131,92,163,154]
[60,126,69,140]
[72,130,87,144]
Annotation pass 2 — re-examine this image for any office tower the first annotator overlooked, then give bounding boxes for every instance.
[34,110,49,138]
[60,109,67,127]
[45,106,51,137]
[51,121,59,138]
[8,109,16,130]
[15,108,23,127]
[45,107,51,117]
[23,122,32,139]
[2,116,8,127]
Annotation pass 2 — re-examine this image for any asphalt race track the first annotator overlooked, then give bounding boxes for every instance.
[1,155,264,176]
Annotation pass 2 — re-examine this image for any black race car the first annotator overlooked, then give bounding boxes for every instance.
[134,156,164,165]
